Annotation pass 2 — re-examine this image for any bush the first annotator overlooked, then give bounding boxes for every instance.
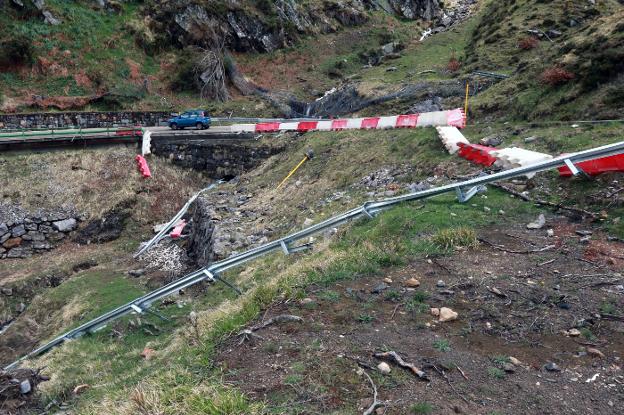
[518,36,539,50]
[447,57,461,73]
[0,35,35,67]
[539,67,575,86]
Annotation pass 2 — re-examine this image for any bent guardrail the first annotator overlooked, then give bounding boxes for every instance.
[6,139,624,370]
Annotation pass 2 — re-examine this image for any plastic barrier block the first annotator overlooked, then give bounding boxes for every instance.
[396,114,419,128]
[558,153,624,177]
[279,122,299,131]
[331,119,348,130]
[135,155,152,178]
[457,143,497,166]
[315,121,333,131]
[170,220,187,239]
[361,117,380,129]
[436,126,470,154]
[297,121,318,132]
[255,122,281,132]
[231,124,256,133]
[346,118,363,129]
[446,108,467,129]
[377,116,398,129]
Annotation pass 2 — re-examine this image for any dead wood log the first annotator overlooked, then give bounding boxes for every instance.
[373,351,428,380]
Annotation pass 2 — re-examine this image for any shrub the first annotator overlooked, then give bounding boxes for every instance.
[447,57,461,73]
[0,35,35,67]
[518,36,539,50]
[432,227,478,250]
[539,67,575,86]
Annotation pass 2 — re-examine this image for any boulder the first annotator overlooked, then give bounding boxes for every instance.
[52,218,77,232]
[0,223,7,235]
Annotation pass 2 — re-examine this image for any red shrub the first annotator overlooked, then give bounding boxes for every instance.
[447,57,461,72]
[539,67,575,86]
[518,36,539,50]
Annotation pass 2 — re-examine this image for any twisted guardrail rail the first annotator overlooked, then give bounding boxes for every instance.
[6,139,624,370]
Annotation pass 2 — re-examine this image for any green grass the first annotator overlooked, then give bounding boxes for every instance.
[411,402,434,414]
[487,367,505,380]
[431,227,479,251]
[433,339,451,352]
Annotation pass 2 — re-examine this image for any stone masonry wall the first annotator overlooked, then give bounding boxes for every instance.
[0,111,171,130]
[151,135,285,179]
[1,215,79,259]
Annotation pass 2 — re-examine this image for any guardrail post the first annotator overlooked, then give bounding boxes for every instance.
[280,240,290,255]
[455,185,486,203]
[563,158,588,178]
[362,204,376,219]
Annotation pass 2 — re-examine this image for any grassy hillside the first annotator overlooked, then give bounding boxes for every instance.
[0,119,618,412]
[467,0,624,120]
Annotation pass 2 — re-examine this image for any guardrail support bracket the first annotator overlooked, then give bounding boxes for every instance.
[455,185,486,203]
[280,240,290,255]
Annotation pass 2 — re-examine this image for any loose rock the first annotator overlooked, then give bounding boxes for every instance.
[404,278,420,287]
[377,362,391,374]
[438,307,458,322]
[527,214,546,230]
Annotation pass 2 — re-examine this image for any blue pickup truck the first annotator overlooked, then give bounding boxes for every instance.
[168,110,211,130]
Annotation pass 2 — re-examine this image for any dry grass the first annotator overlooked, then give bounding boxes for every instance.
[0,146,209,222]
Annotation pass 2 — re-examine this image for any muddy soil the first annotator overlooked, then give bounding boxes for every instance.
[217,218,624,414]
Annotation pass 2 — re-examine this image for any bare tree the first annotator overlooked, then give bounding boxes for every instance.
[193,38,230,102]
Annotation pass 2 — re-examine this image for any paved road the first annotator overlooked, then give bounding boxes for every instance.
[0,125,237,150]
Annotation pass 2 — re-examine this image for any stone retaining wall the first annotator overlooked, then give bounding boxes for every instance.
[0,216,79,259]
[0,111,171,130]
[151,135,285,178]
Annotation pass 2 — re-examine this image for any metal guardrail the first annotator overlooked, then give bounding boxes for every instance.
[6,139,624,370]
[0,127,141,141]
[471,71,510,80]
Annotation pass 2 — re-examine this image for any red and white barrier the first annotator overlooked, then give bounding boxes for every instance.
[558,153,624,177]
[230,109,466,134]
[436,126,470,154]
[135,155,152,178]
[170,219,187,239]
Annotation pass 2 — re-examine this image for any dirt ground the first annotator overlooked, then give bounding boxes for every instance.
[217,217,624,414]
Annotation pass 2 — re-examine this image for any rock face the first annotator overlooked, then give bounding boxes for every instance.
[141,0,441,53]
[387,0,441,20]
[186,197,215,266]
[75,200,134,245]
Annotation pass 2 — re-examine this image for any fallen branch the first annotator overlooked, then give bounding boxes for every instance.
[491,184,598,218]
[360,369,383,415]
[237,314,303,344]
[457,366,468,380]
[425,363,470,405]
[251,314,303,331]
[479,238,555,254]
[373,351,428,380]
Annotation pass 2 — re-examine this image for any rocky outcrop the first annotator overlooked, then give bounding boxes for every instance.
[186,197,215,266]
[288,80,468,117]
[75,200,135,245]
[386,0,441,20]
[140,0,440,53]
